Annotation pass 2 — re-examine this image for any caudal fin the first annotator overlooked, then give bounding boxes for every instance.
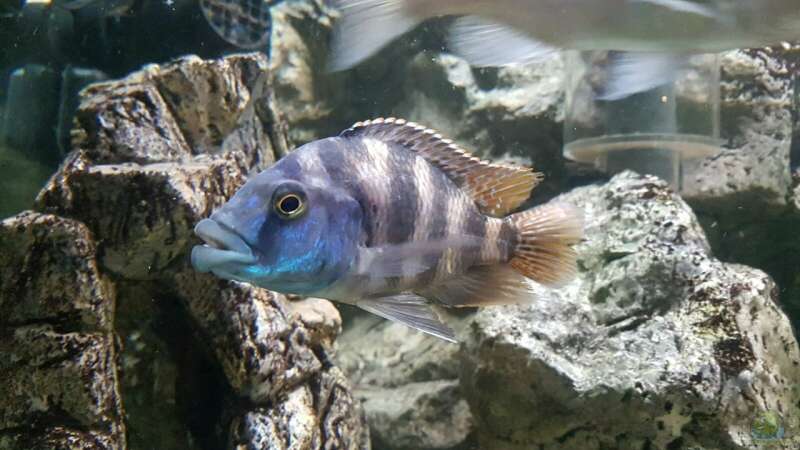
[327,0,420,71]
[506,203,584,287]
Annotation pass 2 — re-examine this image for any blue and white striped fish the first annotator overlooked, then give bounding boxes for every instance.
[191,118,584,342]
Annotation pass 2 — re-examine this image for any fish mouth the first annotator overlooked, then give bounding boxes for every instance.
[191,218,257,273]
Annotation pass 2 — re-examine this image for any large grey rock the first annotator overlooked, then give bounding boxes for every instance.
[681,45,800,330]
[337,172,800,450]
[462,172,800,449]
[0,212,125,449]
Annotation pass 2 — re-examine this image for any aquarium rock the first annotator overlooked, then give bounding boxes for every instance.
[0,212,125,449]
[336,313,473,449]
[228,366,369,449]
[394,53,565,184]
[36,53,283,280]
[339,172,800,450]
[684,47,795,212]
[682,45,800,333]
[9,52,370,449]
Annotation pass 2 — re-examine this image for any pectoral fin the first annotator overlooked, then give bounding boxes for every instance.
[357,294,457,343]
[423,265,536,307]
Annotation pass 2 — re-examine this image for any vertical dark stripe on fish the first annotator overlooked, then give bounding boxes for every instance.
[385,145,419,244]
[357,138,393,248]
[275,151,304,180]
[462,207,487,268]
[498,220,516,262]
[319,138,374,239]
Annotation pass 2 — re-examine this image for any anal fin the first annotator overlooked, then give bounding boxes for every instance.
[423,265,535,307]
[357,294,457,343]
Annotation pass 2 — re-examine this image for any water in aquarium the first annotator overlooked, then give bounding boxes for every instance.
[1,0,799,449]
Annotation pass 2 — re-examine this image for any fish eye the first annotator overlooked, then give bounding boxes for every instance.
[274,193,306,219]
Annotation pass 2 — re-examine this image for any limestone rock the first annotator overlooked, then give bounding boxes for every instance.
[0,212,124,449]
[0,211,114,330]
[684,47,795,211]
[229,367,369,450]
[682,45,800,332]
[359,380,472,450]
[286,297,343,349]
[172,270,369,448]
[336,314,474,449]
[38,153,248,280]
[17,51,369,449]
[35,52,284,280]
[461,172,800,450]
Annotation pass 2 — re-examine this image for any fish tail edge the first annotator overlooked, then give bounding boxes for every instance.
[505,202,584,287]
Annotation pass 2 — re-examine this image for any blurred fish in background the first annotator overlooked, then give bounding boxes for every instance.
[198,0,272,50]
[326,0,800,99]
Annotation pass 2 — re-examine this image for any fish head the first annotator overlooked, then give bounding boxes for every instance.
[191,158,363,295]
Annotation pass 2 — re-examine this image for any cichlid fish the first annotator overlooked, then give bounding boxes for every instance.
[191,118,583,342]
[198,0,273,49]
[327,0,800,99]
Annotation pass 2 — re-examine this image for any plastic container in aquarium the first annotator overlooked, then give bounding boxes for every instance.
[563,51,723,191]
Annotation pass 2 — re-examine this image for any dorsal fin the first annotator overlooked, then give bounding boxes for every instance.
[340,117,543,217]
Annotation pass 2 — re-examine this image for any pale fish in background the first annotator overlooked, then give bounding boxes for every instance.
[198,0,273,49]
[54,0,273,49]
[327,0,800,100]
[191,118,584,342]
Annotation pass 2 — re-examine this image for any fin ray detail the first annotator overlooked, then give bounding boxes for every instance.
[341,118,542,216]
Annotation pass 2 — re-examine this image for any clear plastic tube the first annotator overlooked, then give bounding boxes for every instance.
[563,51,722,191]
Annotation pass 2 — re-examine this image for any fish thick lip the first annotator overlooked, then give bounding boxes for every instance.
[192,218,256,272]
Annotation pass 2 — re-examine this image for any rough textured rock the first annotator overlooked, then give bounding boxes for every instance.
[681,45,800,330]
[684,47,795,210]
[336,314,474,449]
[174,273,322,404]
[38,154,248,280]
[287,297,343,349]
[0,212,125,449]
[9,52,369,449]
[229,367,369,450]
[35,53,282,281]
[465,172,800,449]
[338,172,800,450]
